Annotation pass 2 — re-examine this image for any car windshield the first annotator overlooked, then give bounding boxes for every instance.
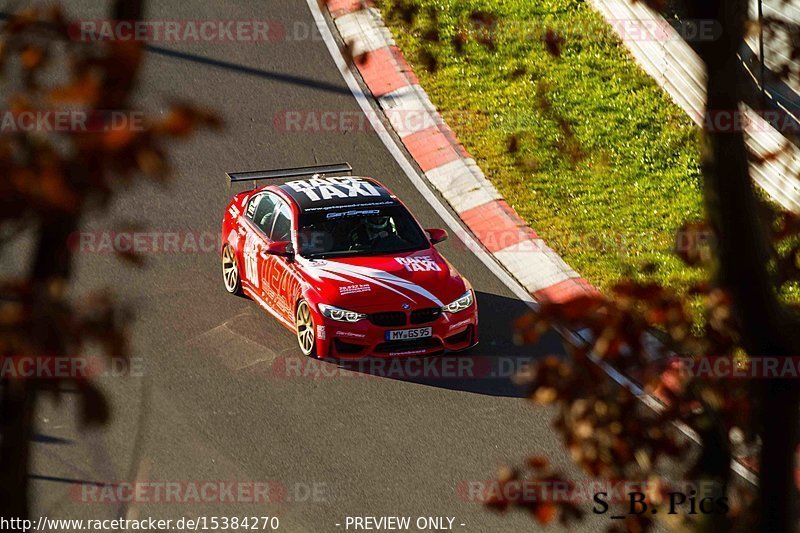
[298,205,429,259]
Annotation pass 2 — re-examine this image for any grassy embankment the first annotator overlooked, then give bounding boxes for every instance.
[380,0,704,294]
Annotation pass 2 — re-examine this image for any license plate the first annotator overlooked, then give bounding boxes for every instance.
[385,327,433,341]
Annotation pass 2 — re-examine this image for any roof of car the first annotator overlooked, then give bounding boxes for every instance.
[276,176,399,213]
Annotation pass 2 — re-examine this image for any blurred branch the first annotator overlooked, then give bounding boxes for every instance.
[0,0,220,521]
[687,1,800,530]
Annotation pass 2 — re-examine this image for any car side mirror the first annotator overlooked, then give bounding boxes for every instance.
[267,241,294,260]
[426,228,448,245]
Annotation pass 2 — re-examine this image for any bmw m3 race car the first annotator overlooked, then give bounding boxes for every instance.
[221,163,478,359]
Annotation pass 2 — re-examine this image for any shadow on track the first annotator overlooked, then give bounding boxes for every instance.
[145,45,353,96]
[29,474,108,486]
[0,12,352,97]
[332,291,565,398]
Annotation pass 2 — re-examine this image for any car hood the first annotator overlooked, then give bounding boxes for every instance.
[296,248,468,311]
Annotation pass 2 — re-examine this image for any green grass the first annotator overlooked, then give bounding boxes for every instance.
[379,0,705,294]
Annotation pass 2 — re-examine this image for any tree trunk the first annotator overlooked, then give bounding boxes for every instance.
[0,213,76,521]
[0,380,36,520]
[759,382,800,532]
[688,0,800,530]
[0,0,146,519]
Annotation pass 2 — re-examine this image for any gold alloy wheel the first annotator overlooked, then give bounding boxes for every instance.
[222,245,240,294]
[296,300,316,356]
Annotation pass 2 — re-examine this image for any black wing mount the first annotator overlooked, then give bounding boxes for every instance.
[226,162,353,190]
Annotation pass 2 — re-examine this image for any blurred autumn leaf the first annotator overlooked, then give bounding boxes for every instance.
[0,2,221,520]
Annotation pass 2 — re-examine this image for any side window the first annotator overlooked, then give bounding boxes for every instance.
[269,202,293,242]
[245,194,260,219]
[250,193,279,235]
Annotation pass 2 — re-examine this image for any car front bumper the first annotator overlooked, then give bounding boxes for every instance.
[314,306,478,359]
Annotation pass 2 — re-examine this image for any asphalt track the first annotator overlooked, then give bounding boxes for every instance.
[8,1,680,531]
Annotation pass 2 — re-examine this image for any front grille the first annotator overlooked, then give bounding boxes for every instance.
[369,312,407,327]
[375,337,442,354]
[410,307,442,325]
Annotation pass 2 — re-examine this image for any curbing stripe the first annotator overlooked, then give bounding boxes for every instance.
[403,126,467,171]
[534,277,600,304]
[460,200,539,253]
[494,243,580,294]
[378,84,439,138]
[356,46,419,97]
[327,0,374,18]
[425,160,501,213]
[334,8,395,57]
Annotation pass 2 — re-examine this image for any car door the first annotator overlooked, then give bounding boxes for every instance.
[265,199,295,321]
[241,192,279,301]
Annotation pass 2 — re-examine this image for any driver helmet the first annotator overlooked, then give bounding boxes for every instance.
[365,216,391,239]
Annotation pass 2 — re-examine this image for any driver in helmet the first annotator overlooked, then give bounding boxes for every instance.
[365,216,392,240]
[350,214,405,250]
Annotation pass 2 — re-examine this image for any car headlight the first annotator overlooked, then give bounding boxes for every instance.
[442,290,474,314]
[318,304,367,323]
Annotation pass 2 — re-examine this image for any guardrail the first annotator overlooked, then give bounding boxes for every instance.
[591,0,800,213]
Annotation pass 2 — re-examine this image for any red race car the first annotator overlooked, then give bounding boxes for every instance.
[221,163,478,359]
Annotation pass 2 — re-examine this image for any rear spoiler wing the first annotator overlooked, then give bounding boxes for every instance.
[226,162,352,189]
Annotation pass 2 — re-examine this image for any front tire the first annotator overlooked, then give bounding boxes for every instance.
[222,245,242,295]
[295,300,317,357]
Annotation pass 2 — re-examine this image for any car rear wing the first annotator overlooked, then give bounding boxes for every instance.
[226,162,352,189]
